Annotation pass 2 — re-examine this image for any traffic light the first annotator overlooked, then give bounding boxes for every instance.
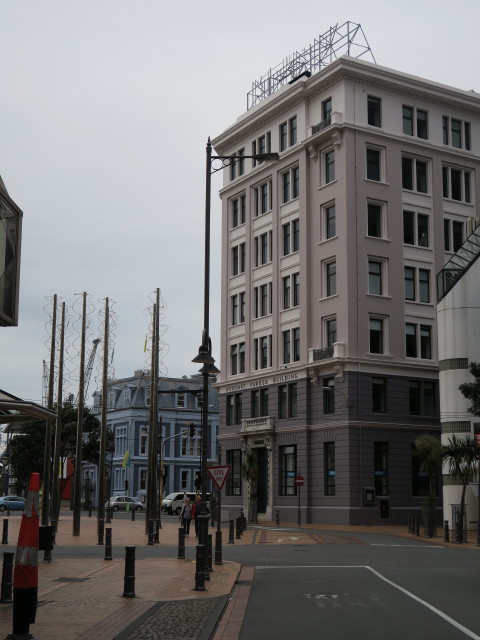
[189,422,195,438]
[124,480,129,491]
[194,471,202,490]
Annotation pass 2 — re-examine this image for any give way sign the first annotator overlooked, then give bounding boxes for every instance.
[207,465,231,491]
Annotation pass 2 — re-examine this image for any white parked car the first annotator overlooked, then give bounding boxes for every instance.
[105,496,144,511]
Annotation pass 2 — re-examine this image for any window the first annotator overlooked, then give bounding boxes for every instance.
[444,219,463,252]
[402,106,428,139]
[367,202,384,238]
[282,273,299,309]
[282,327,300,364]
[231,194,246,228]
[324,149,335,184]
[280,445,297,495]
[282,166,300,203]
[231,292,245,324]
[226,393,242,425]
[368,259,384,296]
[251,388,268,417]
[374,442,388,495]
[409,380,436,416]
[325,260,336,297]
[254,180,272,216]
[123,388,131,405]
[402,156,428,193]
[282,219,299,256]
[324,442,335,495]
[181,429,200,457]
[176,392,185,408]
[226,450,242,496]
[404,267,430,303]
[366,147,382,181]
[231,242,246,275]
[254,231,272,267]
[405,323,432,359]
[254,334,272,370]
[403,210,429,247]
[323,378,335,414]
[372,377,386,413]
[254,282,272,318]
[368,96,381,127]
[369,317,384,354]
[442,165,472,203]
[230,344,238,375]
[325,317,337,348]
[140,468,147,491]
[278,383,297,419]
[115,426,127,457]
[279,116,297,152]
[443,116,471,150]
[229,148,245,180]
[252,132,271,167]
[139,433,148,456]
[322,97,332,122]
[323,202,336,239]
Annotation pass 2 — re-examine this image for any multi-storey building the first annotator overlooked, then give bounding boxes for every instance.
[212,53,480,525]
[87,371,218,507]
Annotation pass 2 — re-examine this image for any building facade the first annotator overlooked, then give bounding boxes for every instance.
[212,55,480,525]
[86,371,218,507]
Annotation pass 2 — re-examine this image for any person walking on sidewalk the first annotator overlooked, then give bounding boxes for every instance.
[179,497,193,535]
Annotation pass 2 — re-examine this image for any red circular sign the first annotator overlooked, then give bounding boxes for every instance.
[295,475,305,486]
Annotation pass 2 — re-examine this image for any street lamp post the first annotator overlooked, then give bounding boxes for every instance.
[192,139,279,582]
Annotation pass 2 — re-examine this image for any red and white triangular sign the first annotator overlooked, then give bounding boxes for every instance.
[207,465,231,491]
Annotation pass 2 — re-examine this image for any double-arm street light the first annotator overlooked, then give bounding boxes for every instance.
[192,139,279,585]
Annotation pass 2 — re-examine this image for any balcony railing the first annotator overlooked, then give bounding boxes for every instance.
[241,416,275,433]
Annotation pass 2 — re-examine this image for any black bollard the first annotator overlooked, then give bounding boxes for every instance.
[414,516,420,536]
[131,507,135,522]
[122,546,136,598]
[0,551,14,603]
[105,508,111,524]
[444,520,450,542]
[206,533,213,575]
[147,519,154,545]
[228,519,235,544]
[2,519,8,545]
[276,510,280,526]
[407,514,412,534]
[235,517,242,539]
[51,520,56,545]
[98,519,105,546]
[214,530,223,566]
[177,527,186,559]
[154,520,159,544]
[194,544,206,591]
[242,513,247,532]
[105,527,113,560]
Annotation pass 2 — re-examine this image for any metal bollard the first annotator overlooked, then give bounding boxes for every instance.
[242,513,247,532]
[235,517,242,539]
[407,514,412,534]
[98,518,105,546]
[1,520,8,545]
[105,527,113,560]
[147,519,154,545]
[206,534,213,575]
[131,507,136,522]
[177,527,186,559]
[105,508,111,524]
[214,530,223,566]
[154,520,159,544]
[51,520,56,545]
[444,520,449,542]
[0,552,14,603]
[122,546,136,598]
[228,519,235,544]
[414,516,420,536]
[194,544,206,591]
[276,510,280,526]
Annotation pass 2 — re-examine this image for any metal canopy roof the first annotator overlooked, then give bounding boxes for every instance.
[0,389,57,425]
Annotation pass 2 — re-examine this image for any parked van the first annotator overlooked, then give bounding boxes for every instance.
[161,492,210,515]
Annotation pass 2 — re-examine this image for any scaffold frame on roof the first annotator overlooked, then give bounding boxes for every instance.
[247,21,376,110]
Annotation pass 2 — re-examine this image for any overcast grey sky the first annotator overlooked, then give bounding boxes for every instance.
[1,0,479,404]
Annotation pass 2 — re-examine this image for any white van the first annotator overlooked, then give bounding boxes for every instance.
[161,492,210,515]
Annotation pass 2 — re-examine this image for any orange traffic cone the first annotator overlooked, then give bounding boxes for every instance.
[5,472,39,640]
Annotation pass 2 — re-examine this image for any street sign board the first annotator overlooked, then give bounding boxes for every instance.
[295,475,305,486]
[207,465,231,491]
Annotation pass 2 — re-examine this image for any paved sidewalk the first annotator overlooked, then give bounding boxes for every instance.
[0,513,243,640]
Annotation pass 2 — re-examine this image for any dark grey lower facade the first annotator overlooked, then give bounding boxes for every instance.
[219,372,442,526]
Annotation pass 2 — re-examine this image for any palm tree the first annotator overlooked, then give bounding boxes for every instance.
[414,434,442,536]
[442,435,480,543]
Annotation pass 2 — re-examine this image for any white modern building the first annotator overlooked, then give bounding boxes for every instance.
[212,34,480,525]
